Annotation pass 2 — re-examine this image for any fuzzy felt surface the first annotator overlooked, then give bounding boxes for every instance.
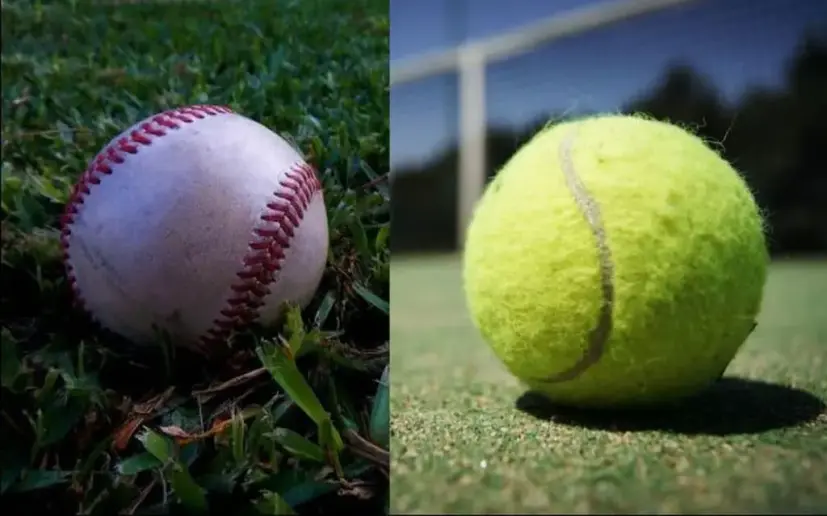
[462,114,769,408]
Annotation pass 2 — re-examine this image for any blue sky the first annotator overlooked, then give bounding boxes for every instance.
[390,0,827,168]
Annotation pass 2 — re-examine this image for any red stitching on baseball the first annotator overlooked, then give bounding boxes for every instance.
[200,162,322,346]
[60,104,323,347]
[59,104,236,326]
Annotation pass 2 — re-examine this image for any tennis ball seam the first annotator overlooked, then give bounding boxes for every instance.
[533,128,615,384]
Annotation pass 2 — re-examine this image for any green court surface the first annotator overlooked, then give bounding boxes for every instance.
[390,254,827,514]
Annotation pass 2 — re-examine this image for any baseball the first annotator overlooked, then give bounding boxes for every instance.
[60,105,329,352]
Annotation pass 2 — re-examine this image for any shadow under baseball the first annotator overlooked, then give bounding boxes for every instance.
[515,377,825,436]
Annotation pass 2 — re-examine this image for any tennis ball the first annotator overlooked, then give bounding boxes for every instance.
[462,114,768,408]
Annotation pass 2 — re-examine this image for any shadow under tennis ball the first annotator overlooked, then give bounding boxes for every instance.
[515,377,825,436]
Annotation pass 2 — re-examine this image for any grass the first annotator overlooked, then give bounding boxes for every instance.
[1,0,388,514]
[390,254,827,514]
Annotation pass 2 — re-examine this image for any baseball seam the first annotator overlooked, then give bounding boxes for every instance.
[537,128,615,383]
[201,161,321,347]
[59,104,323,349]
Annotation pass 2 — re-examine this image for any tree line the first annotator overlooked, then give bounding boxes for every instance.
[392,35,826,255]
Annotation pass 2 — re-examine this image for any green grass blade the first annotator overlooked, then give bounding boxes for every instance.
[268,428,326,463]
[168,461,208,514]
[352,282,389,314]
[369,365,389,448]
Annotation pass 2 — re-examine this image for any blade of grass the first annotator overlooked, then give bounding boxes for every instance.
[352,282,388,314]
[369,365,389,448]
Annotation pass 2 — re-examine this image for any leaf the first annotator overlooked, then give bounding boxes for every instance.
[270,397,294,423]
[257,343,345,453]
[374,224,389,253]
[347,214,371,259]
[137,427,175,464]
[369,365,389,448]
[256,490,296,515]
[116,453,163,476]
[358,158,379,181]
[37,396,88,447]
[245,412,269,458]
[231,411,247,465]
[268,428,325,463]
[249,470,337,509]
[313,291,336,328]
[35,368,60,404]
[283,306,307,356]
[8,469,70,493]
[56,121,74,144]
[362,161,390,201]
[168,461,208,513]
[318,416,345,460]
[256,343,327,425]
[303,113,322,132]
[158,425,192,440]
[352,282,389,314]
[283,461,372,507]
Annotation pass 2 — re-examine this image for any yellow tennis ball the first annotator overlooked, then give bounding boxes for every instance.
[462,114,769,408]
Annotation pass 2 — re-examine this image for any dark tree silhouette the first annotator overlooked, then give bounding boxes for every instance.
[392,37,827,254]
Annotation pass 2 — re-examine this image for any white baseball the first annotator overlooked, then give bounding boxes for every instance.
[60,105,329,351]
